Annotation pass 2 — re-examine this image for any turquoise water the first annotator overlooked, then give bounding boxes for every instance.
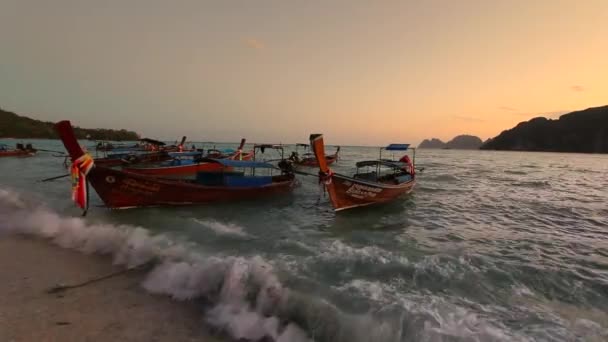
[1,139,607,341]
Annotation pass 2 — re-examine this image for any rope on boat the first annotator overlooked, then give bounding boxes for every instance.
[36,148,67,154]
[38,174,70,182]
[46,260,156,294]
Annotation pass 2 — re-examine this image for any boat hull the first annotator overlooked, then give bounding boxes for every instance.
[87,166,295,209]
[325,174,415,211]
[0,150,36,157]
[121,161,227,176]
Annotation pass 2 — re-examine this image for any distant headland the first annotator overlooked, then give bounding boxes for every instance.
[481,105,608,153]
[0,108,140,141]
[419,135,483,149]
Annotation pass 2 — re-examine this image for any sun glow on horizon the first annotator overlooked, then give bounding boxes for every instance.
[1,0,606,146]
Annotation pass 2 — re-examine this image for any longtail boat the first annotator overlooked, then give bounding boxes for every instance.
[205,139,254,160]
[94,151,172,167]
[310,134,416,211]
[289,143,340,167]
[120,142,251,176]
[0,143,37,157]
[93,136,190,167]
[95,141,140,152]
[55,120,296,211]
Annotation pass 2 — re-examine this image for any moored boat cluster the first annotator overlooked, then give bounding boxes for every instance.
[7,120,418,214]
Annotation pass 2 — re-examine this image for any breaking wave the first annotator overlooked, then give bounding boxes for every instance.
[0,188,409,342]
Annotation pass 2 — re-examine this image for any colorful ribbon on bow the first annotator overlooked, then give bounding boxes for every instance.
[71,153,94,213]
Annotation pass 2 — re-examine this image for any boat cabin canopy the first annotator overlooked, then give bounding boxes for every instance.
[383,143,410,151]
[168,151,203,158]
[354,159,413,184]
[195,158,281,187]
[379,143,415,164]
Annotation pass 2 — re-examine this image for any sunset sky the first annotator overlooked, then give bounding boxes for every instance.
[1,0,606,145]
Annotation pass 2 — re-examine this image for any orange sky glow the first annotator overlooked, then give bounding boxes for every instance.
[1,0,606,145]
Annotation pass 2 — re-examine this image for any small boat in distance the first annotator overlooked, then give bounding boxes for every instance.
[0,143,37,157]
[55,120,296,211]
[310,134,416,211]
[205,139,254,160]
[289,143,340,167]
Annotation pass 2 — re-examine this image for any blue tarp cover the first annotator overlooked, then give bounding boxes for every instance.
[225,175,272,187]
[384,144,410,151]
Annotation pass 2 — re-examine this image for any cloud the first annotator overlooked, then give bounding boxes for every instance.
[243,38,265,50]
[570,85,585,92]
[452,115,485,123]
[498,106,518,112]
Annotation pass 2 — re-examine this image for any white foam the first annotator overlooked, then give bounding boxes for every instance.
[0,188,529,342]
[334,279,386,302]
[0,189,300,341]
[319,240,408,265]
[192,218,249,238]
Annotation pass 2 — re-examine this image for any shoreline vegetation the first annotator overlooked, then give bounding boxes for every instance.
[0,108,140,141]
[2,105,607,153]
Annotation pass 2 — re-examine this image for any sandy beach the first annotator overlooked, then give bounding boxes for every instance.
[0,235,222,342]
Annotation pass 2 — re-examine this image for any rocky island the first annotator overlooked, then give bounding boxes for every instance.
[0,107,140,141]
[419,135,483,149]
[481,105,608,153]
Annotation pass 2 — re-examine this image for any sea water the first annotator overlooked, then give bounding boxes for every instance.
[1,139,607,341]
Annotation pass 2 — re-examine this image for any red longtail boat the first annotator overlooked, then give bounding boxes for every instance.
[94,151,173,167]
[310,134,416,211]
[120,139,253,176]
[289,143,340,167]
[0,143,36,157]
[55,121,297,211]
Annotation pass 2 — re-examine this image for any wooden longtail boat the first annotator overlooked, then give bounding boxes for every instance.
[290,143,340,167]
[55,120,296,210]
[310,134,416,211]
[94,151,172,167]
[0,143,37,157]
[93,137,191,167]
[120,140,253,176]
[205,139,254,160]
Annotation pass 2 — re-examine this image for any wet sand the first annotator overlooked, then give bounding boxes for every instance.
[0,236,222,342]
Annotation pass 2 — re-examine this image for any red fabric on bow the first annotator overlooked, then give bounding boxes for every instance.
[71,153,94,210]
